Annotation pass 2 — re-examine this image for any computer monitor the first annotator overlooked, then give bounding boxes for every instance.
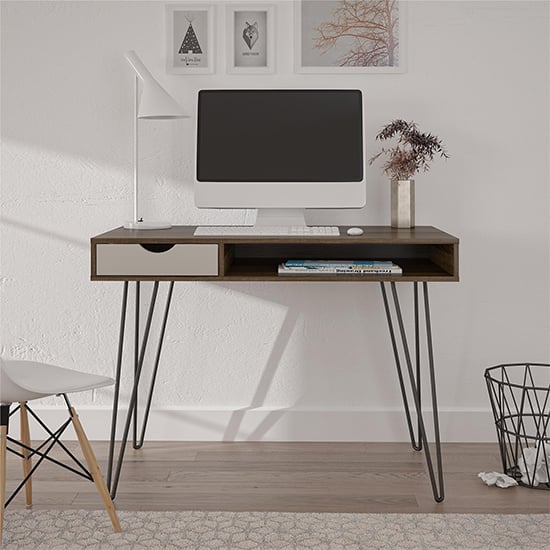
[195,89,366,225]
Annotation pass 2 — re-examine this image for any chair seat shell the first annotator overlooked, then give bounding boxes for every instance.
[1,360,113,404]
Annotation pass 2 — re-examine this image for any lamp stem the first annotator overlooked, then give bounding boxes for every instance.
[133,75,139,223]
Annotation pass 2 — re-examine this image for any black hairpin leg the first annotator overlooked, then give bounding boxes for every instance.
[380,281,444,502]
[106,281,175,499]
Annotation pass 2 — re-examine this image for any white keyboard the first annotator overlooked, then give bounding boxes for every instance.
[194,226,340,237]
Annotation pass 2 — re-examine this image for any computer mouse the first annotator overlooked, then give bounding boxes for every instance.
[346,227,364,236]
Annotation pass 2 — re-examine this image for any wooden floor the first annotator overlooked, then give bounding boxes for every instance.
[4,442,550,514]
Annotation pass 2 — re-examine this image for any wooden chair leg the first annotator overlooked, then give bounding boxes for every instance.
[1,422,7,547]
[19,402,33,508]
[69,406,121,533]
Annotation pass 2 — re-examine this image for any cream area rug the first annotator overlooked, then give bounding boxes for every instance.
[3,510,549,549]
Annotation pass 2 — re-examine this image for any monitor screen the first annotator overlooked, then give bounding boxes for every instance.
[196,89,364,183]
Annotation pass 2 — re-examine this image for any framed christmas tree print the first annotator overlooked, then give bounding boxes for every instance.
[226,5,275,74]
[166,4,215,74]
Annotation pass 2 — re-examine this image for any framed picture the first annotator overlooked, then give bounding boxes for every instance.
[166,4,215,74]
[226,4,275,73]
[295,0,406,73]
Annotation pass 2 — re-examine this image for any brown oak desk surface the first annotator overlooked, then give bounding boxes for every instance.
[91,225,459,283]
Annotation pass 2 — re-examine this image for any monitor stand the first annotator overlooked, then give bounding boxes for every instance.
[254,209,307,227]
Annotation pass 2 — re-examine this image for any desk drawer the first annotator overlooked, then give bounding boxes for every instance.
[95,244,218,276]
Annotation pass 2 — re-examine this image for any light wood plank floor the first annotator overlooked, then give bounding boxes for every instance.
[4,442,550,514]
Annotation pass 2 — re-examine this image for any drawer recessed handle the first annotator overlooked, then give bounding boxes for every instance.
[139,243,176,253]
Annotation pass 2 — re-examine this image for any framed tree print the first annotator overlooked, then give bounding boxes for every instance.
[226,4,275,73]
[166,4,215,74]
[295,0,406,73]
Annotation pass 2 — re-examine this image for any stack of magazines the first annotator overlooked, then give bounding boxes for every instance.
[278,259,402,275]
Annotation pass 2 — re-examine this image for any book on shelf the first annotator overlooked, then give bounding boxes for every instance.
[278,260,402,275]
[284,259,394,268]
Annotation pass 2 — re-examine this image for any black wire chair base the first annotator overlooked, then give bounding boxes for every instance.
[380,281,445,502]
[2,398,93,509]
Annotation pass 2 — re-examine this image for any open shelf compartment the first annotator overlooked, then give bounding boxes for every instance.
[222,242,458,281]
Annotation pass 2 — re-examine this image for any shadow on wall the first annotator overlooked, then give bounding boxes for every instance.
[0,216,88,249]
[114,282,303,442]
[206,282,387,441]
[221,305,300,441]
[108,279,389,442]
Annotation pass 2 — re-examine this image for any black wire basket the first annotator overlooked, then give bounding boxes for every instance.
[485,363,550,489]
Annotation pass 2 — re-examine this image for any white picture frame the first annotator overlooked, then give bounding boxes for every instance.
[226,4,275,74]
[295,0,406,74]
[166,3,215,74]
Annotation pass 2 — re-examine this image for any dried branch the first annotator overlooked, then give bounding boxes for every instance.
[369,120,449,180]
[315,0,399,67]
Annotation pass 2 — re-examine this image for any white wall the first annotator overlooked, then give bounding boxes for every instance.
[1,1,549,441]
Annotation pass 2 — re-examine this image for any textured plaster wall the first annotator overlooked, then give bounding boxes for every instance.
[1,1,549,441]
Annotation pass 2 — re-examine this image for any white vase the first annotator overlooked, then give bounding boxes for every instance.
[391,179,415,228]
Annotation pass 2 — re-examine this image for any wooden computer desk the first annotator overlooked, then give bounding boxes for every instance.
[91,225,459,502]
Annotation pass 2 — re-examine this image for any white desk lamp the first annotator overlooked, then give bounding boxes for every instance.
[124,50,188,230]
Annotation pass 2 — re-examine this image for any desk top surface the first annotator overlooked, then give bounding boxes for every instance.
[91,225,459,244]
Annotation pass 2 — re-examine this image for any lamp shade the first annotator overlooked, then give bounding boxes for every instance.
[125,50,188,119]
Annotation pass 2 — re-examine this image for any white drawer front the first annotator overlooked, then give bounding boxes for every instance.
[96,244,218,276]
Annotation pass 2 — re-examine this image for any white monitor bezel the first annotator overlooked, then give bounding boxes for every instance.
[194,88,366,209]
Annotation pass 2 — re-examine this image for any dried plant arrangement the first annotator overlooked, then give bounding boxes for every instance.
[369,120,449,180]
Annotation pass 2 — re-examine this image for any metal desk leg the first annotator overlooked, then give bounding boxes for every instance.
[106,281,174,499]
[380,281,445,502]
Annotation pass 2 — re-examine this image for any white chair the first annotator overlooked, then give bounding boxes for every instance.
[0,359,121,544]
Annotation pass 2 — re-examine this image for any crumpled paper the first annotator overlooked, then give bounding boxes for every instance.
[478,471,518,488]
[517,446,550,487]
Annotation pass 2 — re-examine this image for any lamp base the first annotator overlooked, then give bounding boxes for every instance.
[123,220,172,230]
